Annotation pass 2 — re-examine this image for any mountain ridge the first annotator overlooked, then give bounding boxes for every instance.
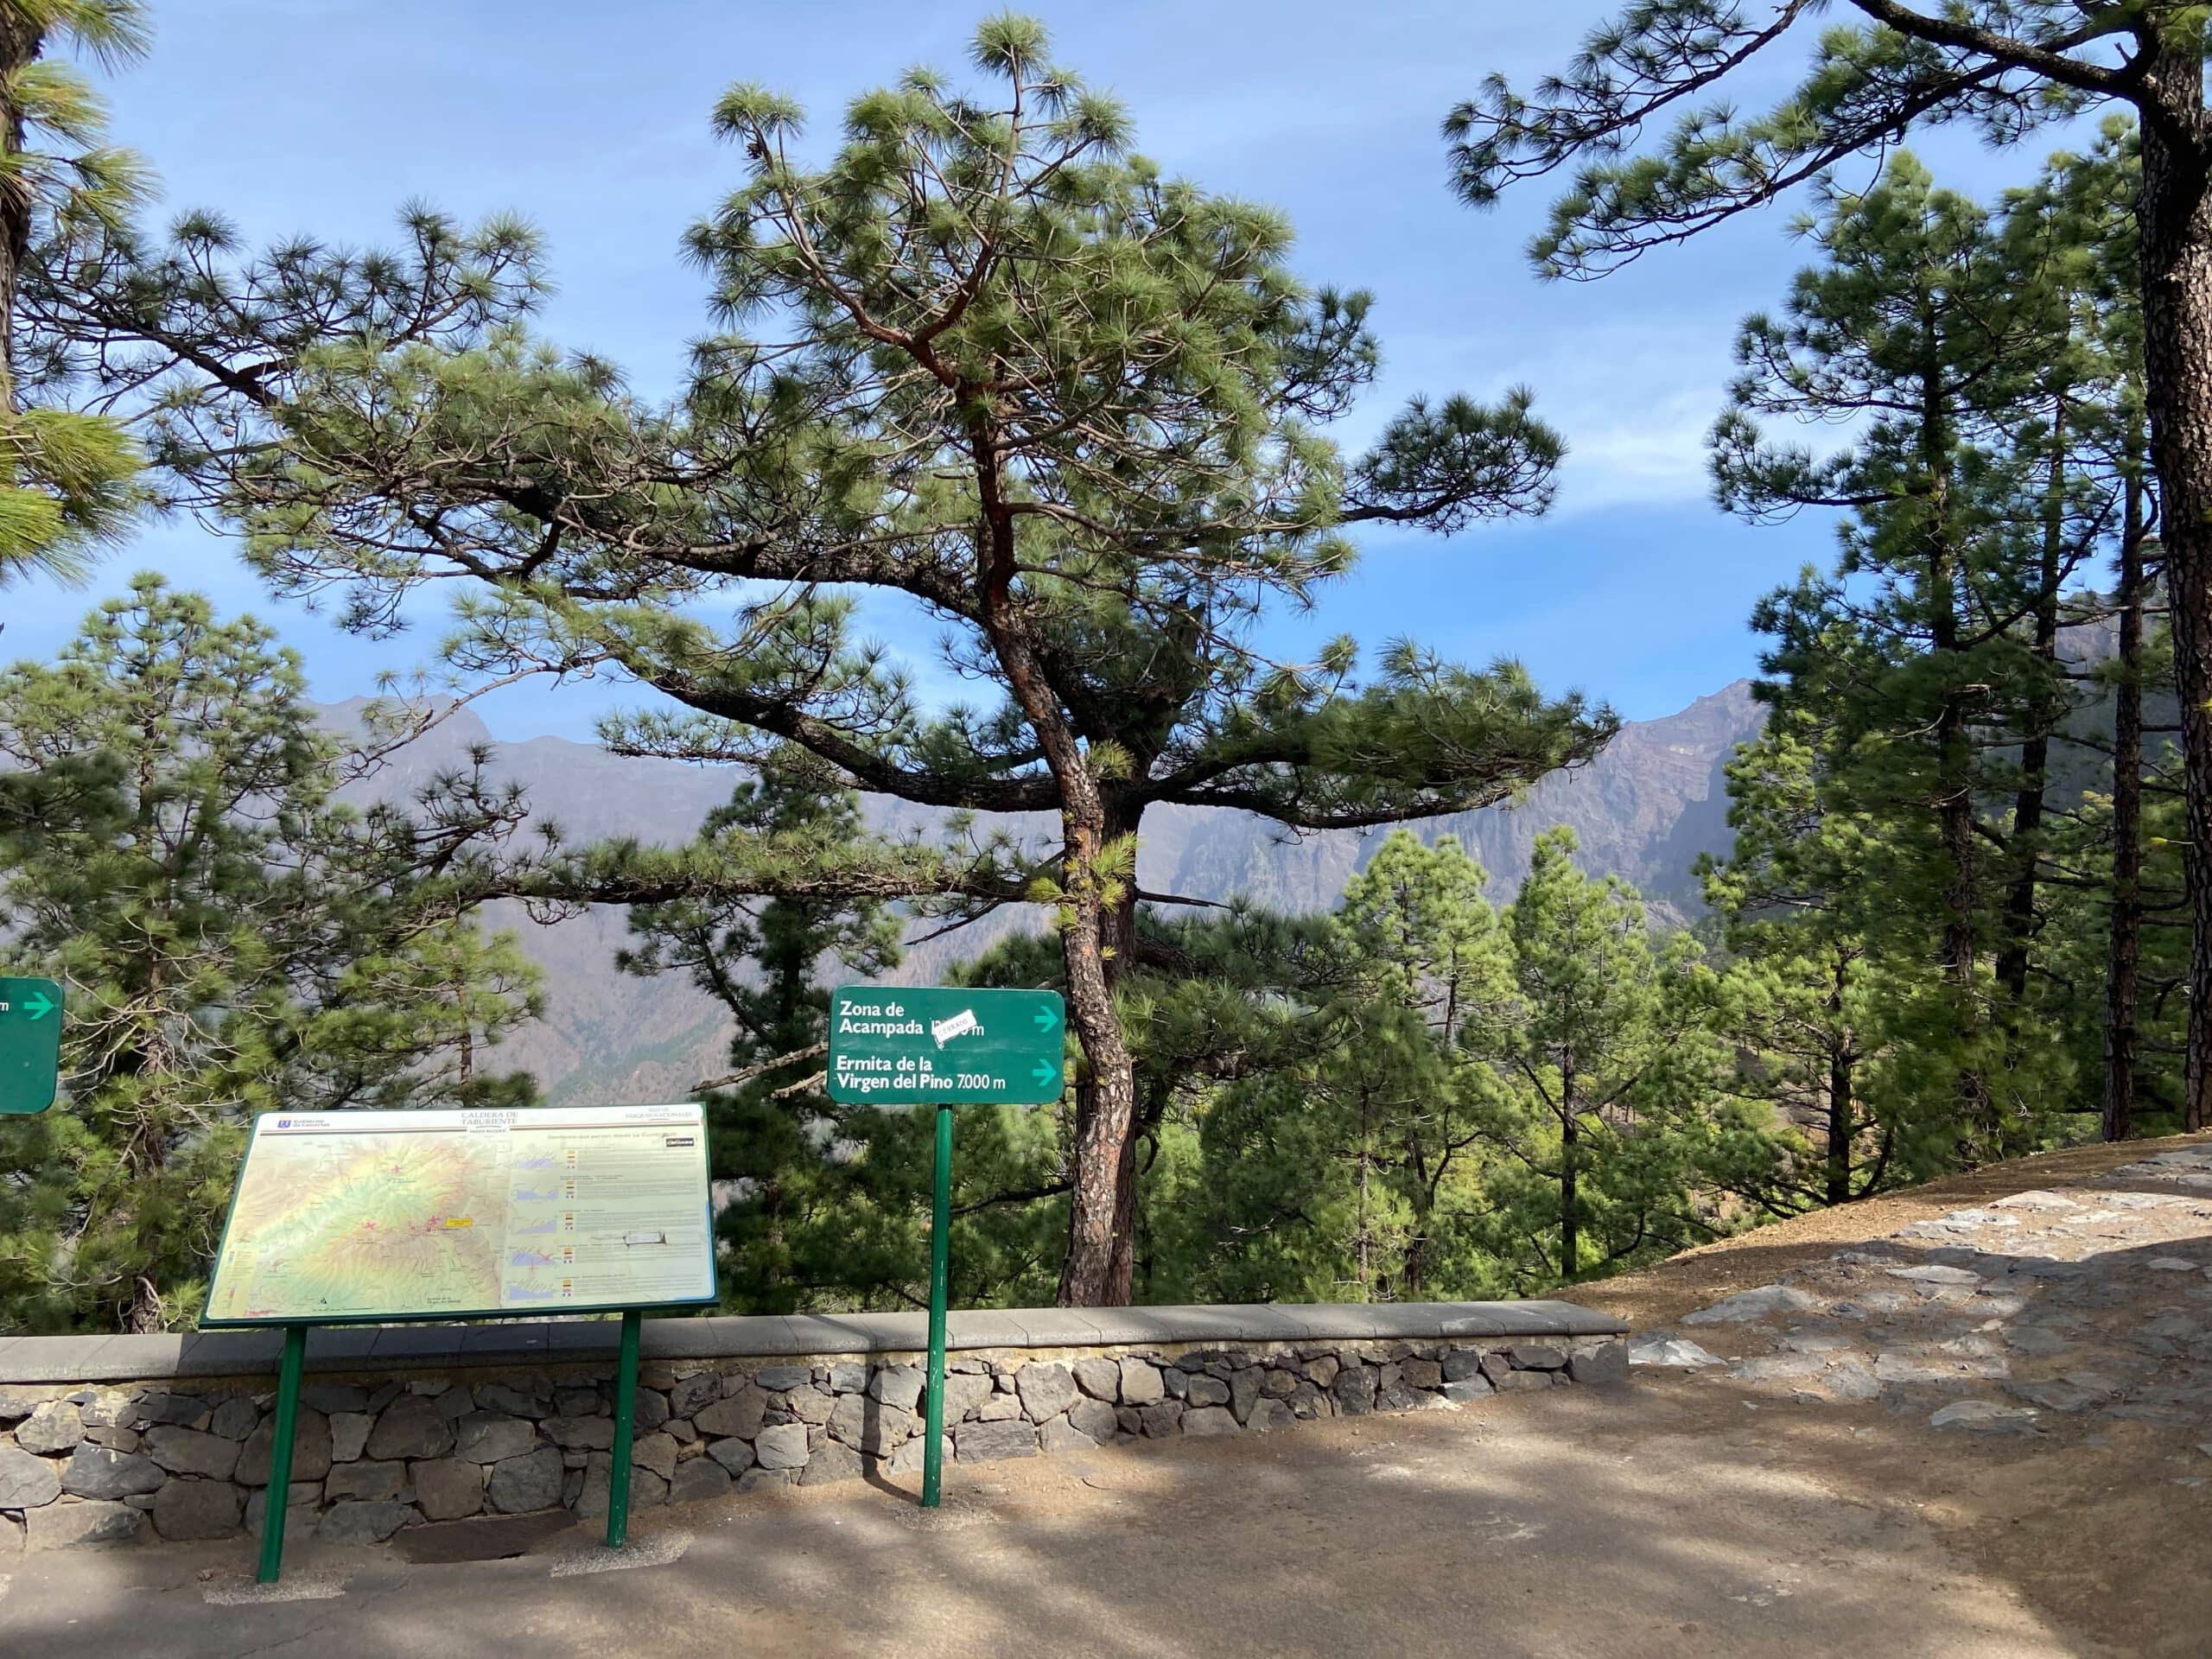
[331,680,1764,1103]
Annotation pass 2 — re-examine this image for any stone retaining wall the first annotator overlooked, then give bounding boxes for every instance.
[0,1301,1626,1552]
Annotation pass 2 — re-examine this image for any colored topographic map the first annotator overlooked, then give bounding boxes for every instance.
[207,1134,507,1321]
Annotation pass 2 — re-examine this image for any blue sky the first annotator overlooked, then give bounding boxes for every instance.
[6,1,2084,738]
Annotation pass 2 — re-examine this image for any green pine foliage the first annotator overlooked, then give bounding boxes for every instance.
[0,578,543,1332]
[0,0,150,588]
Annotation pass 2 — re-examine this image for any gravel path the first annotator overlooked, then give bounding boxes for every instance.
[3,1138,2207,1658]
[1628,1143,2212,1442]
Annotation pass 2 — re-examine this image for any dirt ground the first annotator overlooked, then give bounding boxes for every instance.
[1,1135,2208,1659]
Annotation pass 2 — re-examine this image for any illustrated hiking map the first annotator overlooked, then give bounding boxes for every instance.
[203,1104,715,1325]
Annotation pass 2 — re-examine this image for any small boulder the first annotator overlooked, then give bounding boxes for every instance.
[410,1458,486,1522]
[362,1396,451,1464]
[60,1443,162,1501]
[542,1414,616,1450]
[1117,1359,1165,1406]
[694,1387,767,1440]
[668,1374,722,1419]
[324,1459,406,1503]
[1138,1402,1185,1439]
[0,1445,62,1509]
[209,1397,262,1443]
[237,1407,333,1485]
[670,1457,733,1506]
[1073,1358,1121,1402]
[752,1422,810,1471]
[486,1446,566,1514]
[1067,1397,1119,1445]
[16,1401,86,1456]
[1567,1342,1630,1387]
[1014,1363,1077,1424]
[26,1498,143,1549]
[632,1432,679,1480]
[706,1438,754,1477]
[143,1427,241,1481]
[868,1366,926,1414]
[800,1442,864,1486]
[954,1419,1039,1462]
[454,1412,537,1465]
[151,1479,242,1541]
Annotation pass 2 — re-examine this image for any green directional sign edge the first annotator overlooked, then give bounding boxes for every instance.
[0,976,63,1115]
[826,985,1066,1106]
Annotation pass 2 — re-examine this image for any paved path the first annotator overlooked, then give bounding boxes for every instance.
[4,1141,2209,1658]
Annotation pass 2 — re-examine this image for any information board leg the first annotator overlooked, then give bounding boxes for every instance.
[923,1101,951,1509]
[607,1308,641,1548]
[256,1325,308,1585]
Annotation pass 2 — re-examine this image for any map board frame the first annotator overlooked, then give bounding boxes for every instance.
[200,1103,718,1329]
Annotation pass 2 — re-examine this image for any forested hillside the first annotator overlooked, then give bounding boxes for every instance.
[332,683,1760,1105]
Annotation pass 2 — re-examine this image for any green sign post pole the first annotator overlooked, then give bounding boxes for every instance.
[825,986,1065,1509]
[922,1102,952,1508]
[255,1325,308,1585]
[0,976,62,1116]
[607,1308,642,1548]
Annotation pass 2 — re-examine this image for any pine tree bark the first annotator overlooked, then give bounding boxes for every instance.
[975,478,1139,1307]
[1825,945,1855,1205]
[1920,336,1991,1147]
[2136,56,2212,1134]
[2103,473,2147,1141]
[1557,1060,1580,1282]
[0,7,45,404]
[1997,394,2069,1005]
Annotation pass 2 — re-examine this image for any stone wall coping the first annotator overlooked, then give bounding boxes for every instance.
[0,1300,1624,1385]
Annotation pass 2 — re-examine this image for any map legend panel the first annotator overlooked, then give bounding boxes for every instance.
[203,1104,715,1325]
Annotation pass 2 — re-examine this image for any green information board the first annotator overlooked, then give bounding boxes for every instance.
[826,985,1066,1105]
[203,1103,717,1326]
[0,976,61,1115]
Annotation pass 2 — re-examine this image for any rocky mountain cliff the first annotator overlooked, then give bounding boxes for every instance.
[335,681,1763,1103]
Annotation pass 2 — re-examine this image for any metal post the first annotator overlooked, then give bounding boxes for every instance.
[256,1325,308,1585]
[607,1309,641,1548]
[922,1101,952,1509]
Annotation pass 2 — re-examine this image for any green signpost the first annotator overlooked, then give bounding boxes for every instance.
[827,986,1066,1509]
[0,976,62,1116]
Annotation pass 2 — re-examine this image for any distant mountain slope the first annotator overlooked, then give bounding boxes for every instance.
[331,681,1763,1103]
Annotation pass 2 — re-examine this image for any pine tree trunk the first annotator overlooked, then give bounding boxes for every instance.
[2103,474,2147,1141]
[1051,790,1138,1306]
[977,518,1139,1306]
[1997,397,2068,1005]
[1825,946,1854,1205]
[2137,70,2212,1134]
[1558,1062,1579,1283]
[0,7,44,403]
[1921,346,1990,1147]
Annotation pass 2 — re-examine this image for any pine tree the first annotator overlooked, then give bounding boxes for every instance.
[1484,829,1721,1286]
[0,578,543,1332]
[1443,0,2212,1130]
[617,747,901,1312]
[49,16,1614,1304]
[1194,834,1512,1302]
[0,0,146,587]
[1700,715,1913,1207]
[1710,155,2104,1159]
